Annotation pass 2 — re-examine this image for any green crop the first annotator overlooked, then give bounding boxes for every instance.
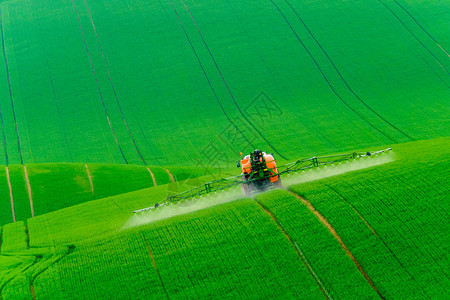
[287,138,449,298]
[0,0,448,166]
[0,0,448,297]
[0,138,448,298]
[32,200,328,299]
[1,221,28,253]
[0,163,210,226]
[255,189,379,298]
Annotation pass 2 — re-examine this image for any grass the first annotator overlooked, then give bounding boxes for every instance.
[0,163,211,226]
[0,0,448,298]
[0,0,448,166]
[33,201,327,299]
[286,137,449,298]
[0,137,447,298]
[1,221,28,253]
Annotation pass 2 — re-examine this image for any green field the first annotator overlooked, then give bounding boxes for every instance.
[0,138,448,299]
[0,163,211,226]
[0,0,448,166]
[0,0,449,298]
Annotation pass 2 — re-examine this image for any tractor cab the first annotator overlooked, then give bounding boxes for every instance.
[238,149,282,196]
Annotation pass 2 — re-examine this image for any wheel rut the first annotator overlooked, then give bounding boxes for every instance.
[165,169,175,183]
[255,200,332,299]
[24,166,34,217]
[147,168,157,187]
[141,233,169,299]
[5,166,15,222]
[325,183,417,282]
[287,191,384,299]
[85,164,94,195]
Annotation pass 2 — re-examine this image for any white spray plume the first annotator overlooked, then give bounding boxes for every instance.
[123,152,395,229]
[123,188,245,229]
[281,151,395,186]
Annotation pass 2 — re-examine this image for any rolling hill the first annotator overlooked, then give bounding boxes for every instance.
[0,0,449,298]
[0,137,448,299]
[0,0,448,166]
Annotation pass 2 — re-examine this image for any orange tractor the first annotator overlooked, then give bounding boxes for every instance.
[133,148,392,213]
[238,149,282,196]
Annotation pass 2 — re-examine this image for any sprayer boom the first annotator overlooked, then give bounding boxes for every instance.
[132,148,392,213]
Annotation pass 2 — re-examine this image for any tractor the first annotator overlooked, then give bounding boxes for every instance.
[133,148,392,213]
[238,149,282,196]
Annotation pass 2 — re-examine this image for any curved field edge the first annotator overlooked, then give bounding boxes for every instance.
[0,0,448,166]
[262,137,449,298]
[0,137,447,298]
[0,163,216,226]
[32,201,329,299]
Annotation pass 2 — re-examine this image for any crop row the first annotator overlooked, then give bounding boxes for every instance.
[1,0,448,167]
[7,138,449,298]
[255,189,379,298]
[25,170,233,248]
[1,221,28,252]
[287,139,449,298]
[0,163,210,226]
[31,200,328,298]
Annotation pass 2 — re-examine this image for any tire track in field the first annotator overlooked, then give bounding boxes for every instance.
[5,166,15,222]
[50,77,74,162]
[165,169,175,183]
[0,9,23,164]
[23,166,34,218]
[223,0,339,150]
[358,181,450,281]
[141,234,169,299]
[136,121,162,166]
[33,0,74,163]
[255,200,332,299]
[377,0,449,74]
[85,164,94,195]
[178,0,288,160]
[267,1,395,143]
[82,0,149,165]
[25,222,35,299]
[324,184,418,283]
[30,285,36,300]
[147,168,157,186]
[168,0,255,150]
[0,257,36,298]
[273,0,413,142]
[283,0,417,139]
[391,0,450,58]
[393,170,449,220]
[70,0,128,164]
[0,221,34,297]
[25,222,30,247]
[288,190,384,299]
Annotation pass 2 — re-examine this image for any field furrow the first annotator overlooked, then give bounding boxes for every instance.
[0,0,447,297]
